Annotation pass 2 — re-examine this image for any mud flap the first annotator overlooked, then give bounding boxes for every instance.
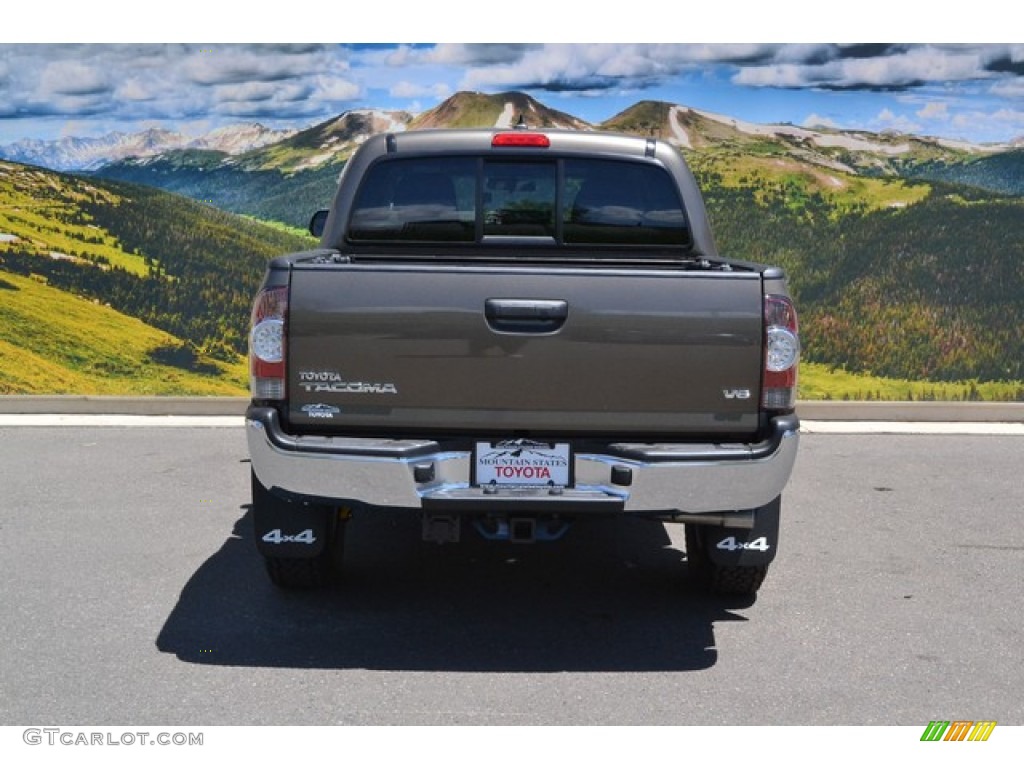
[252,471,332,559]
[702,496,781,568]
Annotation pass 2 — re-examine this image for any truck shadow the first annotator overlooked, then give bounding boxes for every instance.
[156,507,752,672]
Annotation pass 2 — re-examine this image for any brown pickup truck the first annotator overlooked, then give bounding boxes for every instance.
[246,126,800,596]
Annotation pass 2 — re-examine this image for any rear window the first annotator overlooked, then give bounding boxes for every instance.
[348,157,476,242]
[347,155,690,247]
[563,159,687,246]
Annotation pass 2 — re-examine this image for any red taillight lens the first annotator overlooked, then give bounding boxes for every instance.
[249,286,288,400]
[491,132,551,148]
[763,295,799,410]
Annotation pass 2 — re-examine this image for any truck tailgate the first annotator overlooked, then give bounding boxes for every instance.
[287,263,764,436]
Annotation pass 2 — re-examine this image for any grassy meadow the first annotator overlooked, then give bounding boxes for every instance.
[0,271,246,395]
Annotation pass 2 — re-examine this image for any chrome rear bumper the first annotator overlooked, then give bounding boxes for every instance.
[247,406,799,517]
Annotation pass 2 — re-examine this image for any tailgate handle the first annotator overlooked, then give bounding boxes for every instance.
[484,299,568,334]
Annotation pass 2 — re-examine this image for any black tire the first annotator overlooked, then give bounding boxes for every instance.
[263,542,339,589]
[262,513,346,589]
[685,523,769,597]
[252,471,347,589]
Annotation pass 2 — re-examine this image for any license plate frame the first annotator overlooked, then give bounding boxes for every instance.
[473,439,573,488]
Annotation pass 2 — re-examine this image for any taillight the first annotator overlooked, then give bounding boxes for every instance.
[491,132,550,148]
[249,286,287,400]
[763,295,799,411]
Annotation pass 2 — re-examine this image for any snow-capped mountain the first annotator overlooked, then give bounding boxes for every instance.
[0,123,296,171]
[190,123,297,155]
[233,109,413,173]
[0,129,188,171]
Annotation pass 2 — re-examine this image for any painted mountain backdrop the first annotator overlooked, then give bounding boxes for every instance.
[1,91,1022,398]
[0,123,298,172]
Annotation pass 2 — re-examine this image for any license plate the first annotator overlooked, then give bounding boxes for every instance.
[474,439,572,488]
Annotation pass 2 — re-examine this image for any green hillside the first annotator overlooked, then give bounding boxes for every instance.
[688,150,930,215]
[800,362,1024,402]
[93,152,339,229]
[895,148,1024,196]
[0,271,246,394]
[0,161,151,275]
[696,165,1024,384]
[1,161,314,394]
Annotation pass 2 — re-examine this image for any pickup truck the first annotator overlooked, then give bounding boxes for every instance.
[246,126,800,596]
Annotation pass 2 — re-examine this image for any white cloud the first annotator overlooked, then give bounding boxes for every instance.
[952,107,1024,139]
[214,81,311,104]
[990,78,1024,98]
[734,63,823,88]
[916,102,949,120]
[0,44,363,128]
[679,43,783,64]
[2,43,1024,144]
[734,45,1012,91]
[311,75,361,102]
[181,48,326,86]
[803,113,838,129]
[874,108,922,134]
[457,44,644,91]
[116,78,156,102]
[390,80,451,100]
[39,60,110,96]
[424,44,538,68]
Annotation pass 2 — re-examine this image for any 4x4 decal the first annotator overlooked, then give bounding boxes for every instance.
[716,536,770,552]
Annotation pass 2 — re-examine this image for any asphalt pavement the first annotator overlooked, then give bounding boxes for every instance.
[0,423,1021,725]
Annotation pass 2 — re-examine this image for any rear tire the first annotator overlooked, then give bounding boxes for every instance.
[263,538,342,589]
[251,470,347,589]
[685,523,769,597]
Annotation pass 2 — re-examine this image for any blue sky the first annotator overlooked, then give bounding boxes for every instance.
[2,9,1020,146]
